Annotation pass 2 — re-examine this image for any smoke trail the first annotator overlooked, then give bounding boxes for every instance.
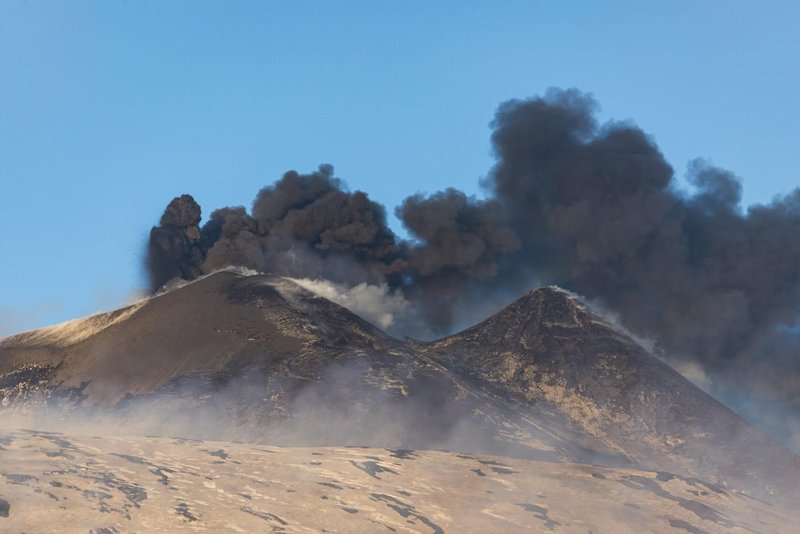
[146,87,800,450]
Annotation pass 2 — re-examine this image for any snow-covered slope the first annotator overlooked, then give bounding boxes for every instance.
[1,429,796,533]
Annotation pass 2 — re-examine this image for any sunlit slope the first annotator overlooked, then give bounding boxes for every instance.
[1,429,796,534]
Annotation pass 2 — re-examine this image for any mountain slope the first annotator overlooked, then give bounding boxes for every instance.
[0,272,568,457]
[3,428,797,534]
[1,271,798,505]
[424,286,800,502]
[1,272,388,405]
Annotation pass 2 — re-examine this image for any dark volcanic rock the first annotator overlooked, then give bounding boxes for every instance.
[1,272,799,505]
[425,286,800,503]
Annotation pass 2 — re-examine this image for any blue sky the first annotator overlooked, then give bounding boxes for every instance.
[1,1,798,334]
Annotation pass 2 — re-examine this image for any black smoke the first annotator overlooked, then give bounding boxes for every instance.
[147,194,204,290]
[147,88,800,451]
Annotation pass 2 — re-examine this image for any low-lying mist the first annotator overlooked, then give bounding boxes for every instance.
[0,358,537,461]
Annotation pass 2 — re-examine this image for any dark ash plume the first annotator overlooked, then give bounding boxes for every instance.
[146,88,800,451]
[147,194,204,291]
[148,165,404,291]
[486,89,800,372]
[395,189,521,329]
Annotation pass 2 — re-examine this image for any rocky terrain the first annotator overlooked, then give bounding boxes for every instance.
[1,270,799,531]
[1,428,796,533]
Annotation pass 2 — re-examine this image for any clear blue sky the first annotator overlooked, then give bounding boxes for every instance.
[1,1,798,334]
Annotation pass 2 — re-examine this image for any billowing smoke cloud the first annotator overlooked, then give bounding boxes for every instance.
[194,164,403,291]
[147,87,800,451]
[147,194,204,289]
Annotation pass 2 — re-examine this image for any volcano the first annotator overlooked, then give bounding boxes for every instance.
[1,270,799,531]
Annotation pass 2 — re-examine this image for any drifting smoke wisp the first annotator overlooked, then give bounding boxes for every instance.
[287,278,424,337]
[147,88,800,451]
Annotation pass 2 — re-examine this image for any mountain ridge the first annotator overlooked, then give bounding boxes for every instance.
[1,270,798,505]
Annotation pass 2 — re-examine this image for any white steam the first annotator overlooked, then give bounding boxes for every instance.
[671,360,714,392]
[288,278,411,331]
[560,289,659,354]
[556,289,719,394]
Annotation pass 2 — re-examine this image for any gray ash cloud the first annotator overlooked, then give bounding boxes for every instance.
[146,88,800,450]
